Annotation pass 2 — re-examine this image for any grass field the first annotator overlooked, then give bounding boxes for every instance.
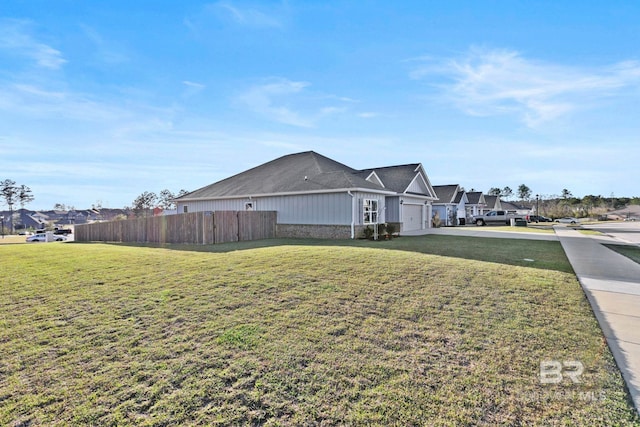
[1,236,639,426]
[605,244,640,265]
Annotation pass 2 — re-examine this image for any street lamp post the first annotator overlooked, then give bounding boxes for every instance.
[536,194,540,223]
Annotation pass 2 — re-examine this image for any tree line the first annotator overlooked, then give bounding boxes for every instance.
[483,184,640,218]
[1,179,35,233]
[130,189,190,217]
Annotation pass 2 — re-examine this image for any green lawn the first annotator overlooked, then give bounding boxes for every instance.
[1,236,638,426]
[604,244,640,265]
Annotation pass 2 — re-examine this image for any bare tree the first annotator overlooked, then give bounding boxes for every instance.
[1,179,18,233]
[18,185,34,209]
[158,189,176,210]
[132,191,158,217]
[517,184,532,201]
[502,186,513,200]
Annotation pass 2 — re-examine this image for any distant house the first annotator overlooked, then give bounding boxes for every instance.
[175,151,438,239]
[501,201,533,216]
[465,192,487,218]
[3,209,45,231]
[482,195,502,213]
[432,185,469,226]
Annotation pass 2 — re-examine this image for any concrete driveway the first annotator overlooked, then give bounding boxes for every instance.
[404,225,558,241]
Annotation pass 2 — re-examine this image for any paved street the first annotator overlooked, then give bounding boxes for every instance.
[584,222,640,245]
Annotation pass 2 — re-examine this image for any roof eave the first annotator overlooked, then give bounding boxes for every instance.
[176,187,398,202]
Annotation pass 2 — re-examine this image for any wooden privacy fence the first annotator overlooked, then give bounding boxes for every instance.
[75,211,277,244]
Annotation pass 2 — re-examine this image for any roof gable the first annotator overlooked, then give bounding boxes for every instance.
[365,171,384,188]
[358,164,437,198]
[454,190,468,204]
[484,195,502,209]
[433,185,461,204]
[466,192,486,205]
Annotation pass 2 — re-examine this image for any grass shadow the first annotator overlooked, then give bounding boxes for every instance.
[89,234,574,273]
[603,244,640,265]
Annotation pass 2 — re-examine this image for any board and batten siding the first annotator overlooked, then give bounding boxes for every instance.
[178,192,355,225]
[177,191,391,226]
[385,196,400,222]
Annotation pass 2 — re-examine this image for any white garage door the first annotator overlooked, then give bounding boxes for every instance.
[402,204,423,231]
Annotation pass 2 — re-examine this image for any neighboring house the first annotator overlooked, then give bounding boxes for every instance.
[465,192,487,218]
[482,195,502,213]
[175,151,438,239]
[2,209,44,231]
[432,185,469,226]
[501,201,532,216]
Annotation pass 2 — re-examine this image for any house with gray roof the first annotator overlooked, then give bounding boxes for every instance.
[432,185,469,226]
[465,192,487,219]
[175,151,438,239]
[482,195,502,213]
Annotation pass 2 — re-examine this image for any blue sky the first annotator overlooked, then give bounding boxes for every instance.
[1,1,639,209]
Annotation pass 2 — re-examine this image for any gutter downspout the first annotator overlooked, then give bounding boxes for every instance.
[348,191,355,239]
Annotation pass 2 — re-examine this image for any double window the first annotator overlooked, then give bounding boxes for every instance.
[363,199,378,224]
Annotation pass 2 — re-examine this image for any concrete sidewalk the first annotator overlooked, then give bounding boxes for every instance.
[555,226,640,413]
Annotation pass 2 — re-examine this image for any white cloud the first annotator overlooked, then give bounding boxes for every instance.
[237,78,313,127]
[208,1,285,29]
[79,24,129,65]
[0,82,130,122]
[183,80,205,89]
[236,78,357,128]
[412,47,640,127]
[0,19,66,69]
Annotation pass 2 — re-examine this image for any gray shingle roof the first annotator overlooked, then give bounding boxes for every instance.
[356,164,423,194]
[484,195,499,209]
[178,151,392,200]
[432,185,460,204]
[466,192,485,205]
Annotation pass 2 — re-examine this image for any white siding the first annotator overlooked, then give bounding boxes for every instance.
[406,175,429,194]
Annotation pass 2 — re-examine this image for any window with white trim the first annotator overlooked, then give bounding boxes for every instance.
[363,199,378,224]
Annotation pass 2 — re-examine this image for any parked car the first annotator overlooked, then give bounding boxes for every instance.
[555,217,579,224]
[528,215,552,223]
[472,210,527,226]
[26,232,68,242]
